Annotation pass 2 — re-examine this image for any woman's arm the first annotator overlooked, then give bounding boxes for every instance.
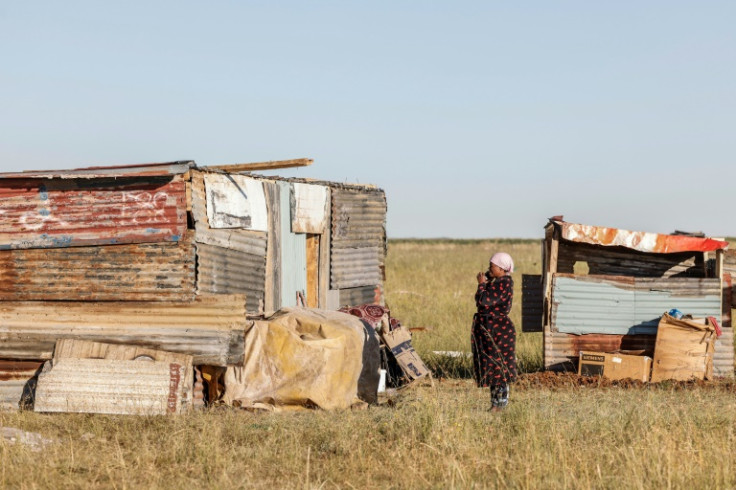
[475,277,512,312]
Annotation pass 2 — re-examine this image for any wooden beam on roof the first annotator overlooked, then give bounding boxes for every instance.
[205,158,313,173]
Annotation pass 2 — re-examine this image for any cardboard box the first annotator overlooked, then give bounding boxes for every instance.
[380,326,429,381]
[578,351,652,382]
[651,314,717,382]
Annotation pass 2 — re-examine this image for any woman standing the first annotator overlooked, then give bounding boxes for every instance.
[471,252,517,410]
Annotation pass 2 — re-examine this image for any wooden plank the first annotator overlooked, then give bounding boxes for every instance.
[204,158,313,173]
[263,181,281,312]
[306,234,319,308]
[318,189,331,308]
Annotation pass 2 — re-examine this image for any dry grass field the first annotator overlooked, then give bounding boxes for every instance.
[2,239,736,489]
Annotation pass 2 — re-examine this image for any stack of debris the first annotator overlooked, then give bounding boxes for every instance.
[578,311,721,383]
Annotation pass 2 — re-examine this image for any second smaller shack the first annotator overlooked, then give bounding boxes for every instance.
[522,218,733,377]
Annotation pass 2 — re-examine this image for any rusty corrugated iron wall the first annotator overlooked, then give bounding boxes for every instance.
[0,360,41,410]
[0,231,196,301]
[0,294,246,366]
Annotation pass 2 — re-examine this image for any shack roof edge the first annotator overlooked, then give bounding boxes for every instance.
[0,161,195,179]
[548,218,728,253]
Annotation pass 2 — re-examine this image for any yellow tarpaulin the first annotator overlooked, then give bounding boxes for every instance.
[223,308,378,410]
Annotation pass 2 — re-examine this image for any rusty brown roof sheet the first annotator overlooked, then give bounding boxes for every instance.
[550,219,728,254]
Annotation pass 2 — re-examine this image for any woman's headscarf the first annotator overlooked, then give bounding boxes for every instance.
[490,252,514,274]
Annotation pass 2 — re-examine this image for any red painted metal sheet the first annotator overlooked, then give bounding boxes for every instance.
[553,220,728,254]
[0,176,186,249]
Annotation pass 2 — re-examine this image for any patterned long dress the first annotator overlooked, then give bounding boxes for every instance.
[471,275,517,390]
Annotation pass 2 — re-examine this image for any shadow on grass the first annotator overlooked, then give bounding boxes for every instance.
[423,352,544,379]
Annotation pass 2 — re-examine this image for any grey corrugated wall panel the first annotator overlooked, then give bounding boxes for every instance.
[279,181,306,307]
[196,242,266,314]
[330,247,382,289]
[330,188,386,290]
[0,232,195,302]
[551,275,721,335]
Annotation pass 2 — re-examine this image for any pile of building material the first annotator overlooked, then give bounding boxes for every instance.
[523,217,734,380]
[0,159,388,413]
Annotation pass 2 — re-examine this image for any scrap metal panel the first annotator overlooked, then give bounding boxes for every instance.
[331,246,382,289]
[279,181,306,307]
[330,188,386,290]
[291,183,328,233]
[0,294,246,366]
[197,242,266,314]
[545,331,655,371]
[713,328,735,377]
[558,241,704,278]
[553,220,728,254]
[0,161,193,179]
[331,188,386,248]
[0,360,41,410]
[0,231,195,301]
[338,285,383,307]
[34,358,191,415]
[0,176,187,249]
[204,173,268,231]
[521,274,543,332]
[551,274,721,335]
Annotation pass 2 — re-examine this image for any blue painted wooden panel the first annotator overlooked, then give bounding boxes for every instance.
[552,275,721,335]
[278,181,306,307]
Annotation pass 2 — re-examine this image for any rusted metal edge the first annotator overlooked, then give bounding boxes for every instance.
[551,219,728,254]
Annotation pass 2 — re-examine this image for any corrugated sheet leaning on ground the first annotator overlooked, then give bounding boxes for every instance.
[330,188,386,290]
[0,231,196,301]
[34,358,191,415]
[551,274,722,335]
[0,294,246,366]
[0,175,187,249]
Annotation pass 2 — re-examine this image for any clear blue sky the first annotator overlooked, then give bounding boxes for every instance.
[1,2,734,238]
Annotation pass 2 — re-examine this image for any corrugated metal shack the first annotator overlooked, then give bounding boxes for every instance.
[0,159,387,409]
[522,218,733,377]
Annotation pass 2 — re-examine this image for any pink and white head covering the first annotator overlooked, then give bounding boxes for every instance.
[490,252,514,274]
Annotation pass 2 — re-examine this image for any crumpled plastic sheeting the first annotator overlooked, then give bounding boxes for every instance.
[223,308,379,410]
